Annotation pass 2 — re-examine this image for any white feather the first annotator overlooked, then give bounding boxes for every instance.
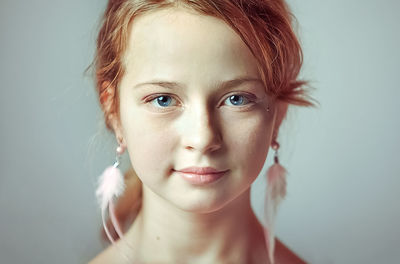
[95,165,126,212]
[264,162,287,264]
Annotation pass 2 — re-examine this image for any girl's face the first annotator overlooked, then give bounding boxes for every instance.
[116,8,279,213]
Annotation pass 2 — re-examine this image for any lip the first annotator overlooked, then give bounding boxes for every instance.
[174,167,229,185]
[176,166,227,174]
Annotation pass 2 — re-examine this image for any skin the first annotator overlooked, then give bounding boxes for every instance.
[90,6,304,264]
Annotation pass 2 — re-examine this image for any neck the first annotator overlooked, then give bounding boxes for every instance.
[121,185,268,263]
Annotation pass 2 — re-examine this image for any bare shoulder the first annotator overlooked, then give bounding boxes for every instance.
[274,238,307,264]
[88,245,123,264]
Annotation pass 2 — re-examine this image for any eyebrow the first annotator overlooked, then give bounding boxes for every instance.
[133,76,263,90]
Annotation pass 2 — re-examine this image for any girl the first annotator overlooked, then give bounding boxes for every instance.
[89,0,315,263]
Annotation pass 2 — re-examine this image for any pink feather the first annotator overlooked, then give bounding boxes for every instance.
[264,162,287,264]
[95,165,126,244]
[96,165,125,210]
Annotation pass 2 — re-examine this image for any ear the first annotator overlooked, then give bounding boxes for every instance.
[101,81,126,147]
[110,114,126,147]
[272,100,289,140]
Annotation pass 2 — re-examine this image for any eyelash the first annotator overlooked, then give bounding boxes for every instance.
[145,93,256,110]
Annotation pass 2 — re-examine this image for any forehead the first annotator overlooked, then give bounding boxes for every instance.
[122,7,260,85]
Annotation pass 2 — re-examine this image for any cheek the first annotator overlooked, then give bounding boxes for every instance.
[120,109,175,183]
[225,112,273,178]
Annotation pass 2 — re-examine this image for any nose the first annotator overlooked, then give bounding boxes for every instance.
[180,104,222,154]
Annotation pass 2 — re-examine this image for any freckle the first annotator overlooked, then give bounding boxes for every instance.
[156,236,160,240]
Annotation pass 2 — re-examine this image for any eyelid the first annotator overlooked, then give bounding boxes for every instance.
[221,92,257,106]
[143,94,181,112]
[143,91,259,111]
[145,93,179,103]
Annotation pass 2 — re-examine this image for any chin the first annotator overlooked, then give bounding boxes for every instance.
[167,191,234,214]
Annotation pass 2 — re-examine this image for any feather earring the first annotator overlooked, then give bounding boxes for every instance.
[264,140,287,264]
[95,144,126,244]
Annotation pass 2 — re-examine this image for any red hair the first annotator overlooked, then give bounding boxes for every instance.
[90,0,316,131]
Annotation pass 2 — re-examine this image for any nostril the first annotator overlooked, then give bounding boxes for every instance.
[207,140,222,153]
[184,141,221,153]
[185,145,195,151]
[181,116,223,153]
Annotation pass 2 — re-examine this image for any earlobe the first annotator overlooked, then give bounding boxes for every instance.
[100,81,126,148]
[111,118,126,147]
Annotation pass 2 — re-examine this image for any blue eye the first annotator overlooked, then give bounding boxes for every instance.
[147,93,253,109]
[150,95,177,108]
[224,94,251,106]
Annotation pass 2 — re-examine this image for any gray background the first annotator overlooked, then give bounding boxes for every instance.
[0,0,399,263]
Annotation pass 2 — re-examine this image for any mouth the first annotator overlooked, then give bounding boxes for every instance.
[173,167,229,185]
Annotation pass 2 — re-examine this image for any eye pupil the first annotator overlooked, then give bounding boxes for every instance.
[229,95,244,106]
[153,94,250,108]
[157,96,171,107]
